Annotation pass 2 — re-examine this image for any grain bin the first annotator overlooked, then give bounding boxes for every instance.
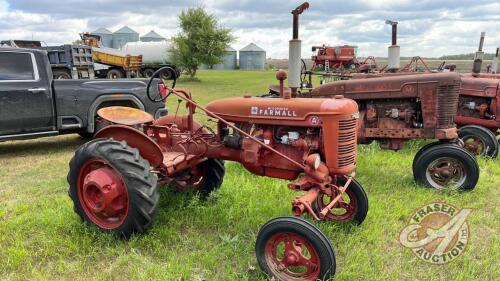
[113,26,139,49]
[140,30,165,42]
[239,43,266,70]
[122,41,172,64]
[213,46,237,70]
[90,28,113,48]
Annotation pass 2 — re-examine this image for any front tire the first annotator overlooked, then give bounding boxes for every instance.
[312,176,368,225]
[68,139,159,237]
[107,69,124,79]
[459,125,498,158]
[256,217,336,281]
[413,143,479,191]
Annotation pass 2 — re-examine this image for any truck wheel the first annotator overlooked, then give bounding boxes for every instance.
[68,139,159,237]
[107,69,124,79]
[413,143,479,191]
[171,158,225,197]
[142,68,155,78]
[159,68,173,80]
[312,176,368,225]
[256,216,336,281]
[53,70,71,79]
[459,125,498,158]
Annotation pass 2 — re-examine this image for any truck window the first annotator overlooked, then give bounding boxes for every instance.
[0,52,37,81]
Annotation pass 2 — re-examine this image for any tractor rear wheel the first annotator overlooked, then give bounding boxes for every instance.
[413,143,479,191]
[171,158,225,197]
[255,216,336,281]
[68,139,159,237]
[312,176,368,225]
[459,125,498,158]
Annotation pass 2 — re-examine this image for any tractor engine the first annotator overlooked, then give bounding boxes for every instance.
[205,95,359,178]
[310,72,461,150]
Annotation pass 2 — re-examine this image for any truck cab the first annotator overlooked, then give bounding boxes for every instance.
[0,47,167,141]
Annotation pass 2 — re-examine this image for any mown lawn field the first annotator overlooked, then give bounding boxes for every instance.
[0,70,499,281]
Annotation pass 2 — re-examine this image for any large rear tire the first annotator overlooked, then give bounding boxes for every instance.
[413,143,479,191]
[68,139,159,237]
[459,125,498,158]
[256,216,336,281]
[53,70,71,79]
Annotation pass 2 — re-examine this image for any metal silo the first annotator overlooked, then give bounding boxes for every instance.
[140,30,165,42]
[239,43,266,70]
[213,46,237,70]
[113,26,139,49]
[90,28,113,48]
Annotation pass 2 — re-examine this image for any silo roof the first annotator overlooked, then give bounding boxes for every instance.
[91,27,112,34]
[114,26,138,34]
[141,30,165,39]
[240,43,265,52]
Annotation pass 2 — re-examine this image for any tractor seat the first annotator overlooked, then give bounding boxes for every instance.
[97,106,154,125]
[163,151,196,174]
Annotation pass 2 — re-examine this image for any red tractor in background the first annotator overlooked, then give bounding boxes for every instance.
[66,3,367,280]
[311,45,358,72]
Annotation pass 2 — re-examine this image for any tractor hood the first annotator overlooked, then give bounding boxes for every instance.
[205,96,358,126]
[460,76,500,97]
[310,72,461,98]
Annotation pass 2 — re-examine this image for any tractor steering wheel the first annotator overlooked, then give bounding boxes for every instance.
[147,66,177,102]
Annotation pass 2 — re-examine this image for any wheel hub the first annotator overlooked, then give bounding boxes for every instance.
[78,160,129,229]
[426,157,466,189]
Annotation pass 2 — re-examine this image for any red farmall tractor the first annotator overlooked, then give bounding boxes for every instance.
[306,72,480,191]
[68,63,367,281]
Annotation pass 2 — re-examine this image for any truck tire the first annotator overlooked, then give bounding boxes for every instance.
[458,125,498,158]
[159,68,173,80]
[107,69,124,79]
[53,70,71,79]
[142,68,155,78]
[413,143,479,191]
[68,139,160,237]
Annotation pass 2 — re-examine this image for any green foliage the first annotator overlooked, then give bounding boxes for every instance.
[170,7,233,78]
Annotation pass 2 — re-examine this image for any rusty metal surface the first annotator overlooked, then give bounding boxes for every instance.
[97,106,154,125]
[95,124,164,167]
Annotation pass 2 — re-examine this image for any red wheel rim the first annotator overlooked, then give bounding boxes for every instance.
[77,159,129,229]
[316,188,357,222]
[462,136,485,156]
[264,232,321,281]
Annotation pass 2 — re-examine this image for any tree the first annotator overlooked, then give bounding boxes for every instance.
[170,7,233,78]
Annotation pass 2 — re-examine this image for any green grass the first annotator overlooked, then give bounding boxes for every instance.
[0,70,499,281]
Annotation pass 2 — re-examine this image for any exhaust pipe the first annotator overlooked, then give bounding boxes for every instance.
[472,32,485,77]
[288,2,309,96]
[385,20,400,71]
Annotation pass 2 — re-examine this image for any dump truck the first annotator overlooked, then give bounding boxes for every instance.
[0,40,95,79]
[122,41,181,79]
[80,33,143,79]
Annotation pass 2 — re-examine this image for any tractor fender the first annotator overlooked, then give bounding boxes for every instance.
[95,125,163,167]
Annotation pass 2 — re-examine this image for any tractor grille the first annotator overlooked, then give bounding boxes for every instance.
[337,119,357,167]
[437,84,460,128]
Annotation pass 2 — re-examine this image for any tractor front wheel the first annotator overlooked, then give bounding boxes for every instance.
[68,139,159,237]
[312,176,368,225]
[458,125,498,158]
[255,216,336,281]
[413,143,479,191]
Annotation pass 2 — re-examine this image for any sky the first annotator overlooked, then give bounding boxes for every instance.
[0,0,499,58]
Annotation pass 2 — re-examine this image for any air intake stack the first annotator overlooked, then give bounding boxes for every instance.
[385,20,400,71]
[288,2,309,96]
[472,32,485,77]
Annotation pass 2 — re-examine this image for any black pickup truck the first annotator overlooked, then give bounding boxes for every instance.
[0,47,167,141]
